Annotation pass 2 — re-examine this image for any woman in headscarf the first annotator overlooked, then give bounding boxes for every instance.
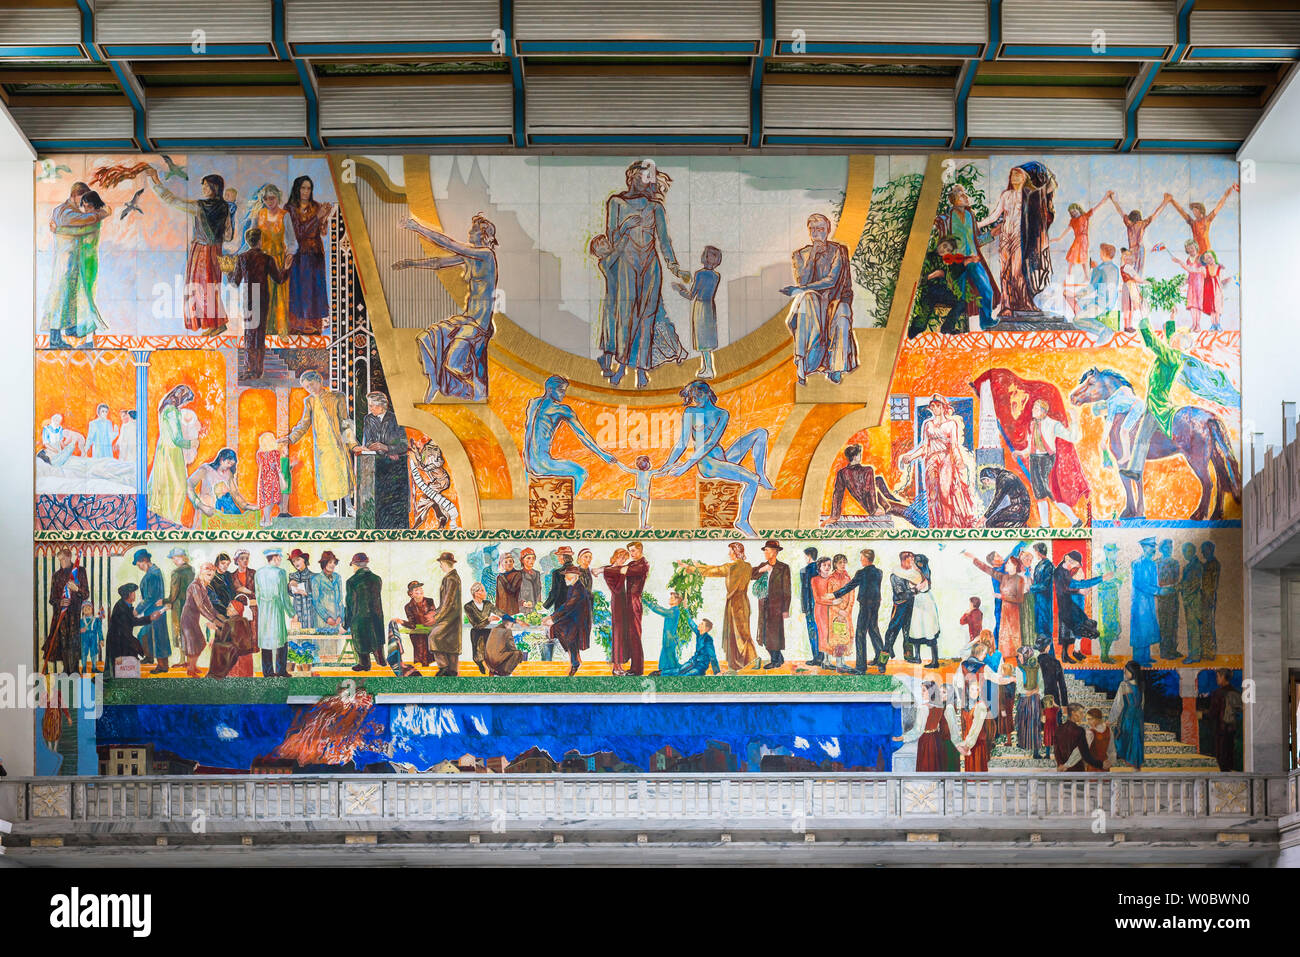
[180,562,226,677]
[147,384,197,525]
[144,167,233,332]
[286,175,333,334]
[186,447,251,529]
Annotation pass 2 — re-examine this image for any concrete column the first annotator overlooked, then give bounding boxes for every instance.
[1245,565,1287,773]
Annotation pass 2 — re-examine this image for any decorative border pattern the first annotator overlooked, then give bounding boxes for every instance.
[35,527,1094,543]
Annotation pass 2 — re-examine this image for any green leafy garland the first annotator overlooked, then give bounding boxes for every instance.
[663,560,706,647]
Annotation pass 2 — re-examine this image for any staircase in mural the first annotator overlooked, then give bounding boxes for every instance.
[990,674,1219,772]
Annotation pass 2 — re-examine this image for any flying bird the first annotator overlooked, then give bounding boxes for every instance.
[36,159,72,182]
[160,154,188,181]
[119,188,145,220]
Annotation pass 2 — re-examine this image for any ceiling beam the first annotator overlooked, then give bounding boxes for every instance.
[272,0,320,149]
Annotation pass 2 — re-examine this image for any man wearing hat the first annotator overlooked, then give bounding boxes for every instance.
[398,579,436,666]
[134,548,171,674]
[105,583,157,678]
[255,548,297,677]
[484,613,527,677]
[544,564,590,677]
[228,549,258,676]
[1129,537,1168,666]
[751,539,791,670]
[344,553,385,672]
[429,552,463,676]
[164,547,194,660]
[44,547,88,675]
[1053,550,1106,662]
[540,545,576,663]
[287,548,315,627]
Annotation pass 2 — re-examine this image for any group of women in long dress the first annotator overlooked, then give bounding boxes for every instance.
[144,167,332,335]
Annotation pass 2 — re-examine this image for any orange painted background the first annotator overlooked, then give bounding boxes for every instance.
[35,350,134,451]
[822,338,1242,524]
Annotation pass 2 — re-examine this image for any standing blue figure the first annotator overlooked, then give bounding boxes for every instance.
[643,591,695,673]
[523,375,616,493]
[133,548,171,672]
[1028,542,1055,653]
[1129,537,1167,666]
[657,379,773,538]
[800,547,822,665]
[1109,660,1145,770]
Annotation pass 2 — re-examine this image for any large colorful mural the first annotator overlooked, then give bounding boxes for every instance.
[32,152,1246,778]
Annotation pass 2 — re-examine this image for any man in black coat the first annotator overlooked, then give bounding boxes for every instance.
[1037,648,1069,713]
[752,539,791,669]
[884,551,918,662]
[105,583,158,678]
[799,547,822,665]
[832,547,884,673]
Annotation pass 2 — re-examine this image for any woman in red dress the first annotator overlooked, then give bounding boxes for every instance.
[957,676,992,772]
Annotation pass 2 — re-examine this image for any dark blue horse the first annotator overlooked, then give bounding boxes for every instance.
[1070,368,1241,520]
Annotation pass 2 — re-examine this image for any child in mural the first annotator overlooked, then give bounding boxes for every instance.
[286,175,333,335]
[1052,192,1112,317]
[919,235,971,334]
[143,166,233,333]
[42,182,110,348]
[672,245,722,379]
[1166,184,1238,256]
[233,227,293,379]
[1119,247,1146,332]
[79,604,104,674]
[1197,251,1226,331]
[255,432,285,527]
[1041,693,1060,752]
[616,454,654,529]
[1163,240,1205,329]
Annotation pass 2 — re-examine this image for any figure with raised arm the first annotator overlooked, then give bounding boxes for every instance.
[657,379,772,538]
[395,212,499,401]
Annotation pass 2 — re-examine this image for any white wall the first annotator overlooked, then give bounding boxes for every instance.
[0,106,34,776]
[1240,159,1300,460]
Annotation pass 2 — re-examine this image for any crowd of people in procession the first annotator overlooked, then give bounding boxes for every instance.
[43,533,1242,773]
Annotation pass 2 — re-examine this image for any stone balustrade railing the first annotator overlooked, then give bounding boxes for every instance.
[0,772,1288,839]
